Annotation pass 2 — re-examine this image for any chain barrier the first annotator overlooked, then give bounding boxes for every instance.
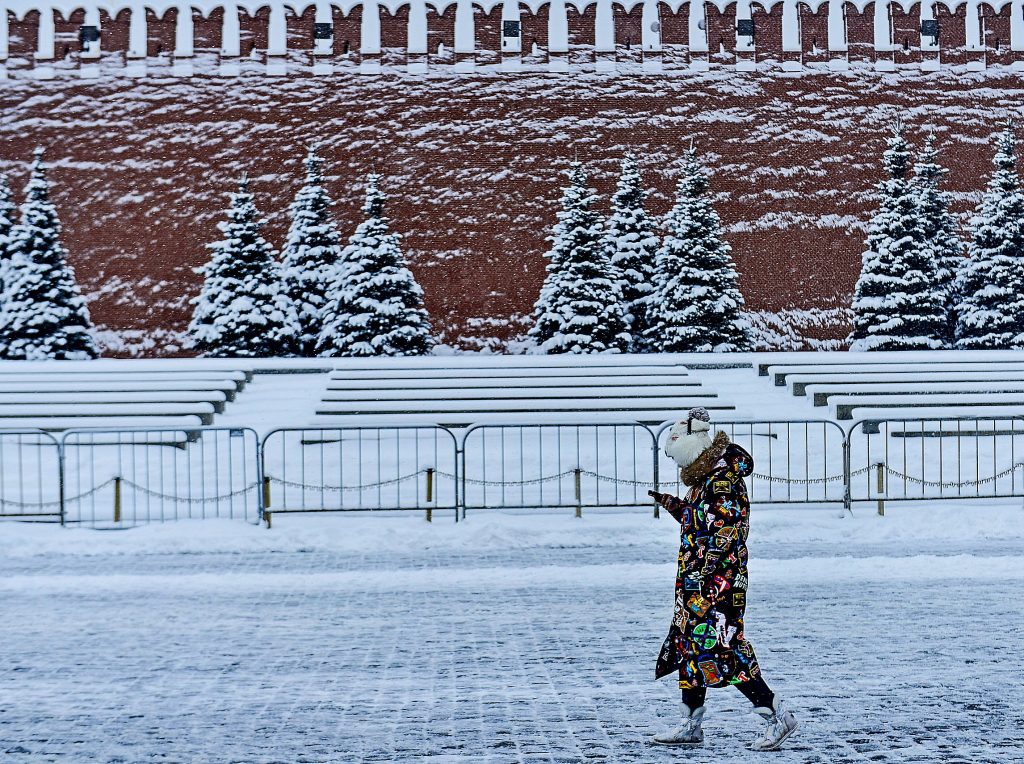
[266,472,425,492]
[0,478,116,509]
[881,463,1024,489]
[750,466,872,485]
[114,479,260,503]
[450,468,865,489]
[450,469,579,486]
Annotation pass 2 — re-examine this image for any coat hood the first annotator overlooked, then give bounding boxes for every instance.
[680,431,754,487]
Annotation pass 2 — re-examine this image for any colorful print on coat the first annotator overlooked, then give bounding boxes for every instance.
[652,431,761,689]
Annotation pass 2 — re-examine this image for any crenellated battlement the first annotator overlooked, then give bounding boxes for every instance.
[1,0,1023,76]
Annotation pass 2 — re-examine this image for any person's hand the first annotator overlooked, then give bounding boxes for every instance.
[648,489,664,502]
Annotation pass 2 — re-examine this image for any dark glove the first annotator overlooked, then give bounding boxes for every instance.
[648,490,664,502]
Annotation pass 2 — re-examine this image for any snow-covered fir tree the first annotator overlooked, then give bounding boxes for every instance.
[0,174,15,251]
[0,148,98,360]
[954,121,1024,349]
[644,147,750,353]
[849,123,947,351]
[316,174,433,356]
[607,154,658,352]
[912,136,963,348]
[188,176,300,358]
[280,145,345,356]
[527,162,630,354]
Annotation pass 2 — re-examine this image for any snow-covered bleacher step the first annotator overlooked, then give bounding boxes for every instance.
[328,367,688,382]
[307,409,731,428]
[787,370,1024,397]
[0,370,249,387]
[849,406,1024,434]
[328,355,689,371]
[0,415,206,431]
[0,391,228,412]
[756,349,1024,377]
[806,381,1024,407]
[313,397,734,427]
[0,402,216,423]
[322,385,717,403]
[768,361,1024,387]
[0,380,242,399]
[325,374,697,391]
[0,365,254,430]
[831,392,1024,420]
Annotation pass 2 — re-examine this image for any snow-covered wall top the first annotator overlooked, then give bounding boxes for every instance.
[2,0,1021,64]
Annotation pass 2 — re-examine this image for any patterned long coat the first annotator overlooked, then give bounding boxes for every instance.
[652,431,762,689]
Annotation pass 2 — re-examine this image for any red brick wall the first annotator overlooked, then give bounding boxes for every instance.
[2,5,1022,353]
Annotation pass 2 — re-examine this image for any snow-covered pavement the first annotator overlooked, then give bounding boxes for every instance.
[2,506,1023,763]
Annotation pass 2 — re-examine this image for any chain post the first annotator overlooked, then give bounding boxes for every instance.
[113,476,122,524]
[875,462,885,516]
[574,468,582,518]
[426,468,434,522]
[262,477,271,511]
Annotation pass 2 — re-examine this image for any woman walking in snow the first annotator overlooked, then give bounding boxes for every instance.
[648,407,798,751]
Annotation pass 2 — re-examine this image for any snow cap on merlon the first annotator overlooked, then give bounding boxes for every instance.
[686,406,711,435]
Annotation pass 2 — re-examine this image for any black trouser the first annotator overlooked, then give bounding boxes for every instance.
[681,676,774,712]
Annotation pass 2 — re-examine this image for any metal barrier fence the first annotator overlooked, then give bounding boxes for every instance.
[655,420,848,507]
[261,426,460,523]
[847,415,1024,514]
[460,423,659,515]
[61,427,262,528]
[3,416,1024,526]
[0,430,63,523]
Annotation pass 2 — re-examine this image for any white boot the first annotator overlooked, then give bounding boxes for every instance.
[652,704,705,746]
[750,698,798,751]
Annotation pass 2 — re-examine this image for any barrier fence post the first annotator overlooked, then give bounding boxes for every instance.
[842,435,852,518]
[458,444,465,522]
[574,467,582,518]
[652,438,660,518]
[58,440,66,527]
[426,468,434,522]
[113,476,122,524]
[875,462,885,516]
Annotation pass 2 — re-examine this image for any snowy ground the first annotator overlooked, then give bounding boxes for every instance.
[2,504,1023,763]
